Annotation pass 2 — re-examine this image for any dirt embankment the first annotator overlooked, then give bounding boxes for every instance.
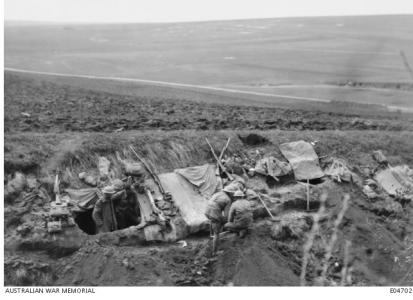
[5,73,413,134]
[4,131,413,286]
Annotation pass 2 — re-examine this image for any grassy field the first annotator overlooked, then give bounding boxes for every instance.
[5,15,413,110]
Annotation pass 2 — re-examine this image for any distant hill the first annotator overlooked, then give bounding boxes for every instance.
[4,15,413,109]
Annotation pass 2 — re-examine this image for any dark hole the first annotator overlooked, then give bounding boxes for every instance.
[298,178,325,185]
[116,191,141,230]
[73,191,143,234]
[74,209,96,235]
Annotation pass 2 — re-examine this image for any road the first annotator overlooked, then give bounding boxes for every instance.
[4,67,332,103]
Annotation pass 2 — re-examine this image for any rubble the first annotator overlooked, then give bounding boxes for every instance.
[324,158,358,183]
[253,156,292,180]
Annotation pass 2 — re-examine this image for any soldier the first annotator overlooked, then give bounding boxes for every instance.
[113,177,141,229]
[205,185,239,255]
[224,190,253,238]
[92,185,118,233]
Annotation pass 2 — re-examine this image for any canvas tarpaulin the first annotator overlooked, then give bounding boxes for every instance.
[279,140,324,181]
[374,165,413,199]
[175,164,221,198]
[159,171,210,233]
[65,188,100,210]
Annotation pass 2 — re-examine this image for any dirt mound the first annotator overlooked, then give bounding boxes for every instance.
[212,230,300,286]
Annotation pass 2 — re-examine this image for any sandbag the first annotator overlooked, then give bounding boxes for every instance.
[98,157,111,178]
[123,160,146,177]
[6,172,27,195]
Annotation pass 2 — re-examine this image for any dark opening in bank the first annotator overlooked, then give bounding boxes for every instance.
[73,191,142,235]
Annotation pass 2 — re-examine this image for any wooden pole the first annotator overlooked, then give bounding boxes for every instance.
[306,178,310,211]
[257,193,275,220]
[205,138,233,180]
[219,137,231,160]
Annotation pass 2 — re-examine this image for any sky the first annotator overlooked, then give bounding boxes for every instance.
[4,0,413,23]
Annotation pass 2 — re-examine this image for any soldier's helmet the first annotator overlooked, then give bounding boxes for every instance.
[223,183,239,194]
[111,179,125,191]
[233,190,245,199]
[102,185,116,195]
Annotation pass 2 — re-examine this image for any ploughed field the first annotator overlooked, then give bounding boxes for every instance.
[5,72,413,134]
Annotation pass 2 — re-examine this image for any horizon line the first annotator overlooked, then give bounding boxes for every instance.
[4,13,413,26]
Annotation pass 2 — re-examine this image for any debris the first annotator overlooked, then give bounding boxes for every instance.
[279,140,324,181]
[363,184,379,199]
[253,156,292,180]
[324,158,356,183]
[20,112,31,117]
[372,150,388,165]
[374,166,413,199]
[177,240,187,248]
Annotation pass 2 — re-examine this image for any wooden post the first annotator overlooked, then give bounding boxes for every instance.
[306,178,310,211]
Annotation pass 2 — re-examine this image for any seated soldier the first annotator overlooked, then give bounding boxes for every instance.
[224,190,253,238]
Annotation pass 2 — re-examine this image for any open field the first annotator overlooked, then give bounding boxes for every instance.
[5,15,413,110]
[5,72,413,134]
